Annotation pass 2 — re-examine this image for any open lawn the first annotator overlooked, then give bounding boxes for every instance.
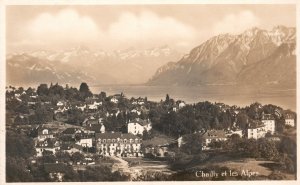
[190,153,296,180]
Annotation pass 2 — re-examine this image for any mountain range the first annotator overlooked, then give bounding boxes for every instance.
[147,26,296,88]
[7,25,296,89]
[6,45,182,86]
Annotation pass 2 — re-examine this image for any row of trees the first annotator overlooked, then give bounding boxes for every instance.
[36,82,93,101]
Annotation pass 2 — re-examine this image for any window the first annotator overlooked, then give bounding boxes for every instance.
[112,139,115,143]
[103,139,106,143]
[124,139,127,143]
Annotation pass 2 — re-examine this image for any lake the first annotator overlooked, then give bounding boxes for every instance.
[90,85,296,111]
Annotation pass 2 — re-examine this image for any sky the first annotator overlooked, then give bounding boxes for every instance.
[6,4,296,53]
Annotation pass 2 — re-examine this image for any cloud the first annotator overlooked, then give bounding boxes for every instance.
[107,11,196,47]
[212,10,261,35]
[27,9,101,45]
[16,9,196,52]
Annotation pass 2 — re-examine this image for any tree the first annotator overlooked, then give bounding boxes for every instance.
[79,82,92,99]
[55,151,71,163]
[71,152,84,163]
[165,94,170,104]
[78,166,128,181]
[6,130,36,182]
[181,134,203,155]
[99,91,106,100]
[66,109,85,125]
[37,84,49,96]
[48,83,65,98]
[142,130,153,140]
[35,104,53,124]
[6,130,36,158]
[257,139,279,160]
[236,113,249,130]
[6,156,33,182]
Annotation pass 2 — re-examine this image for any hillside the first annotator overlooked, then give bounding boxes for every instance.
[147,26,296,88]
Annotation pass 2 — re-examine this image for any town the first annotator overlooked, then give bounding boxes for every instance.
[6,82,297,181]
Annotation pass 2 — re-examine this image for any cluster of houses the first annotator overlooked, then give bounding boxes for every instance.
[178,112,295,151]
[34,117,152,158]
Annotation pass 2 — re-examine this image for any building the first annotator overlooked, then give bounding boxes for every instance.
[56,101,65,106]
[61,143,83,154]
[76,135,93,147]
[95,132,142,157]
[202,130,227,149]
[131,109,141,115]
[110,97,119,104]
[127,118,152,135]
[54,106,69,114]
[247,125,266,139]
[35,138,60,157]
[85,122,105,134]
[284,114,295,127]
[261,113,275,134]
[38,127,54,141]
[76,104,86,111]
[61,128,84,138]
[178,102,186,109]
[131,97,146,105]
[143,137,176,157]
[82,116,102,127]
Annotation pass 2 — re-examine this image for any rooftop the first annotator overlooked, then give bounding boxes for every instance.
[262,113,275,120]
[95,132,140,140]
[129,118,151,126]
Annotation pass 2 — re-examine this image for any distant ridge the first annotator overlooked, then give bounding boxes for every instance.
[147,26,296,88]
[6,45,182,86]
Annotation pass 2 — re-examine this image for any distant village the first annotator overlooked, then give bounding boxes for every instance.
[6,83,297,181]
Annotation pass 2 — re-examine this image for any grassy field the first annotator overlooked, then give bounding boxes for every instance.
[190,153,296,180]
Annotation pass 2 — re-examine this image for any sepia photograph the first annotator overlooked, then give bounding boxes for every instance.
[3,1,298,182]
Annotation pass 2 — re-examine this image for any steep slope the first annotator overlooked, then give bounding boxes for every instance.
[237,42,296,87]
[147,26,296,87]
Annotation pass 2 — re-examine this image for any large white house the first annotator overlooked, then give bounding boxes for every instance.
[127,118,152,135]
[261,113,275,134]
[96,132,142,157]
[247,125,266,139]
